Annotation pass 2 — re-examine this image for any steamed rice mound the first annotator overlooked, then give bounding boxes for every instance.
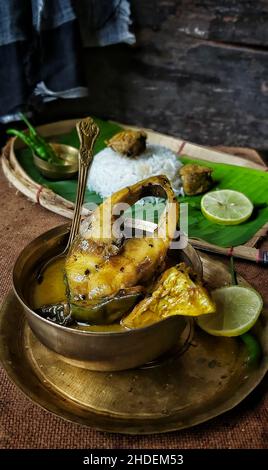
[87,144,183,198]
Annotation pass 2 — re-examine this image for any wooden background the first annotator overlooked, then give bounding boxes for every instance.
[41,0,268,150]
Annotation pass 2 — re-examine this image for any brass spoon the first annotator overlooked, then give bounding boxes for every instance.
[36,117,99,281]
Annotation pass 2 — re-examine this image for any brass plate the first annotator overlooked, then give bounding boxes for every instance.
[0,255,267,434]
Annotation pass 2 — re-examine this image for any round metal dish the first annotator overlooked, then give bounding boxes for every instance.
[12,224,202,371]
[1,253,267,434]
[33,143,78,180]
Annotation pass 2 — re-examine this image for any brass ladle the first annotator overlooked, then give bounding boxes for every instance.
[36,117,99,281]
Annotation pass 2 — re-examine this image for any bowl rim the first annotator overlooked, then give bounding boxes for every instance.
[12,223,200,337]
[33,143,78,170]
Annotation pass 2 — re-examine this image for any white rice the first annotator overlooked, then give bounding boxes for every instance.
[87,144,183,198]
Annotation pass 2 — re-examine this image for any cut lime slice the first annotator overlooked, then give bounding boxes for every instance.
[201,190,253,225]
[196,286,263,337]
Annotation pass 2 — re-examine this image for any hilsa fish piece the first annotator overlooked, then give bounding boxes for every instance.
[65,175,179,324]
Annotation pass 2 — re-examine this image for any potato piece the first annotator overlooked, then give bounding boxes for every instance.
[123,263,216,328]
[179,163,213,195]
[105,129,147,157]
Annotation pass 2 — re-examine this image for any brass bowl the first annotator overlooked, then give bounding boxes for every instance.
[13,224,202,371]
[33,143,78,180]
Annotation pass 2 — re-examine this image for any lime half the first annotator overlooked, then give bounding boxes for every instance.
[196,286,263,337]
[201,189,253,225]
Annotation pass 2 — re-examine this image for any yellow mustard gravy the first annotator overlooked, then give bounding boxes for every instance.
[32,253,212,332]
[32,258,66,309]
[31,257,126,332]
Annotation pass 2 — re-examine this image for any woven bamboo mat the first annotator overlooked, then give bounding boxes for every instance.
[1,118,267,262]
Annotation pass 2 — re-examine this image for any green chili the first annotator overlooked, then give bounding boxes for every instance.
[20,113,62,163]
[7,114,64,165]
[241,333,262,366]
[6,128,33,148]
[20,113,38,138]
[6,129,46,159]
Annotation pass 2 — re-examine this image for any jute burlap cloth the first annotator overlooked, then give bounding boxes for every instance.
[0,167,267,449]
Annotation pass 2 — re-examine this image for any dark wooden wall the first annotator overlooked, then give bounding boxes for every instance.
[44,0,268,149]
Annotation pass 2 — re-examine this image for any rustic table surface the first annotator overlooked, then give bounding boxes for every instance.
[0,166,267,449]
[36,0,268,152]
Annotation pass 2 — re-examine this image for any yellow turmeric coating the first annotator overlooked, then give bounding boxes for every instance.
[123,263,216,328]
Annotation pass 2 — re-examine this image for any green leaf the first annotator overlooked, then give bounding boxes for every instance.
[240,333,262,365]
[179,157,268,247]
[229,256,238,286]
[16,119,268,248]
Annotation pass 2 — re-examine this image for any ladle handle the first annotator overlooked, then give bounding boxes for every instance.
[65,117,99,253]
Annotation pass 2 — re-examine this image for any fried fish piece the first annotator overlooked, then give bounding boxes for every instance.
[122,262,216,328]
[179,163,213,195]
[65,175,179,324]
[105,129,147,157]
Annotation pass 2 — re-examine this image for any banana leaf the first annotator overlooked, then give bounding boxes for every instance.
[16,118,122,205]
[180,157,268,247]
[16,118,268,248]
